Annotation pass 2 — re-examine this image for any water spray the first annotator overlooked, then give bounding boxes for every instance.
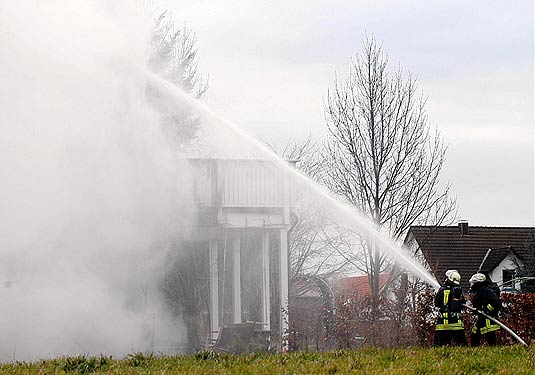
[136,67,441,290]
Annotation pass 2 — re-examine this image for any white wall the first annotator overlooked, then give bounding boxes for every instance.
[490,254,523,290]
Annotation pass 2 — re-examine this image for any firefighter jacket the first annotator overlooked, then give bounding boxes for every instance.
[470,282,501,334]
[435,280,465,331]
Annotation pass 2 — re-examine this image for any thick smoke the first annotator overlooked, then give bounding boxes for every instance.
[0,1,193,361]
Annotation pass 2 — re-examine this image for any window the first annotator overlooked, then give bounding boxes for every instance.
[502,269,515,287]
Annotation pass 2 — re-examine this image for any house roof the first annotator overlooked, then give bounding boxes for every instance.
[334,274,390,298]
[479,246,523,272]
[405,224,534,289]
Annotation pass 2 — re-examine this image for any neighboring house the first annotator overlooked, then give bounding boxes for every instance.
[335,274,391,299]
[404,222,535,291]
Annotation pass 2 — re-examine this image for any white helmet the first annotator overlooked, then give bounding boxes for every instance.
[446,270,461,285]
[469,273,486,286]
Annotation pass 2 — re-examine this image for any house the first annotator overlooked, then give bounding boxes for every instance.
[404,222,534,291]
[335,274,391,298]
[187,158,292,351]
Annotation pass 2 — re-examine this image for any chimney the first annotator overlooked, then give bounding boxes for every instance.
[458,221,469,236]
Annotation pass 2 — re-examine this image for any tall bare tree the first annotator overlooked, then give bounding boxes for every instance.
[270,138,347,286]
[322,35,456,299]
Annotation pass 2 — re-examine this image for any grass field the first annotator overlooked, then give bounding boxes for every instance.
[1,346,534,374]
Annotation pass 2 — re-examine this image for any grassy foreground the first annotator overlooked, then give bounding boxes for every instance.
[1,346,534,375]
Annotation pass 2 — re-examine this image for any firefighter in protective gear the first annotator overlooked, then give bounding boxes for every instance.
[469,272,501,346]
[434,270,467,346]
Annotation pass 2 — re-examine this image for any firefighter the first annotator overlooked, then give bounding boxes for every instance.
[434,269,467,346]
[469,272,501,346]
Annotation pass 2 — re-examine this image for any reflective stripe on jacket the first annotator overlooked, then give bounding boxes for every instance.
[472,318,500,334]
[435,288,464,331]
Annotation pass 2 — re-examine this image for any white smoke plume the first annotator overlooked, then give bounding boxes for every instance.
[0,0,194,361]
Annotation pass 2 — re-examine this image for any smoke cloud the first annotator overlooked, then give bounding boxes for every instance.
[0,0,193,361]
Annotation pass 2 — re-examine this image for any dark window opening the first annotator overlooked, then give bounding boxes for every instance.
[502,269,515,287]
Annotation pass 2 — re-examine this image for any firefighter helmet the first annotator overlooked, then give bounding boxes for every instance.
[446,270,461,285]
[469,273,486,286]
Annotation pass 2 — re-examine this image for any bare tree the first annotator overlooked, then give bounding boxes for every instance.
[270,138,348,284]
[278,137,323,179]
[322,35,456,300]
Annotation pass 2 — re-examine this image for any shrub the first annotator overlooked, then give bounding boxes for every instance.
[497,292,535,345]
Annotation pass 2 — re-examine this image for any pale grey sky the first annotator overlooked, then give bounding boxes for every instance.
[160,0,534,226]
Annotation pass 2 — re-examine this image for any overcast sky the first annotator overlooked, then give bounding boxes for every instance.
[159,0,534,227]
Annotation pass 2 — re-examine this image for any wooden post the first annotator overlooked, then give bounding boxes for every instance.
[232,236,242,324]
[279,161,291,350]
[209,240,219,341]
[280,228,289,351]
[261,232,271,331]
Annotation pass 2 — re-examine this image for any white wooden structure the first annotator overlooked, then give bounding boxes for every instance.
[188,158,291,350]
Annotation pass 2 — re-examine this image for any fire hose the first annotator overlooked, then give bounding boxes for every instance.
[462,303,528,347]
